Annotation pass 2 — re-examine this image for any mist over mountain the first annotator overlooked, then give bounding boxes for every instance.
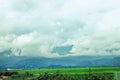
[0,48,21,57]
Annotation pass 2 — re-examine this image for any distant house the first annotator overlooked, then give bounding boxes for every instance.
[5,68,12,71]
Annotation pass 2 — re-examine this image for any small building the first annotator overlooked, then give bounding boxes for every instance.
[5,68,12,71]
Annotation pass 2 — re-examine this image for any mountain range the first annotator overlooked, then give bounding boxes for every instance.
[0,55,120,70]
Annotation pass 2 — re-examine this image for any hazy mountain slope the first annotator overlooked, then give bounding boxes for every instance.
[0,56,120,70]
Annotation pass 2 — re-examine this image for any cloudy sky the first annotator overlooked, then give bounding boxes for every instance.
[0,0,120,57]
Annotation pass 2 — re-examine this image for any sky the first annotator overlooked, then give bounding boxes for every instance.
[0,0,120,57]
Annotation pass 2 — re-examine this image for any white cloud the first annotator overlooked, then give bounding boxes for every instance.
[0,0,120,57]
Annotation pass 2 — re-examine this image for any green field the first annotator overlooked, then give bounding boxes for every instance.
[1,67,120,80]
[17,67,120,75]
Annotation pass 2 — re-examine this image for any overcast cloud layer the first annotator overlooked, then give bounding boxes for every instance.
[0,0,120,57]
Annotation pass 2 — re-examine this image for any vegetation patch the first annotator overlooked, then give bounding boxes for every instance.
[0,67,120,80]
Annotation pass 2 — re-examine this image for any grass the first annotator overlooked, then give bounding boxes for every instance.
[16,67,120,76]
[1,67,120,80]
